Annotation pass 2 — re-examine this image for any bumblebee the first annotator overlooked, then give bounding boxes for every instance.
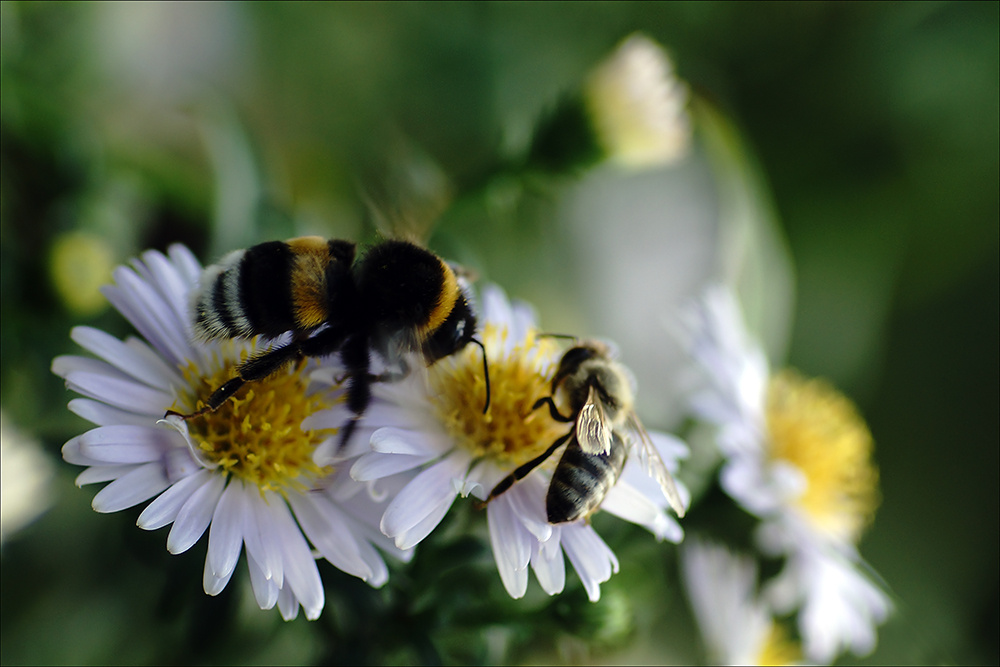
[482,339,685,523]
[171,236,489,448]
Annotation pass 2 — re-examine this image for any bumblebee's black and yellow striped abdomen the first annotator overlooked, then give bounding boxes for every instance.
[193,237,356,341]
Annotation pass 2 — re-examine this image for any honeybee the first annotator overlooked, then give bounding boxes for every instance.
[482,339,685,523]
[169,236,489,448]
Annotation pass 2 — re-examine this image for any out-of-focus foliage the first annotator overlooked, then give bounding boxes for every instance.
[1,2,996,665]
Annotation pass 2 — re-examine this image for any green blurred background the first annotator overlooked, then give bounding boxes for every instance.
[1,2,996,665]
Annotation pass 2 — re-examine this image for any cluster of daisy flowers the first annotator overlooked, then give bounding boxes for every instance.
[53,245,690,622]
[679,285,892,664]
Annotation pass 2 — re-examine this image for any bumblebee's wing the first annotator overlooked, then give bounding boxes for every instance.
[576,385,614,455]
[626,412,687,518]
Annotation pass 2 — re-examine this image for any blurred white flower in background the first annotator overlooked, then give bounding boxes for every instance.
[683,283,892,663]
[681,538,801,666]
[1,412,56,545]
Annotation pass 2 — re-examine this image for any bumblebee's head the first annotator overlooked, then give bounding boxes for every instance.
[422,291,491,414]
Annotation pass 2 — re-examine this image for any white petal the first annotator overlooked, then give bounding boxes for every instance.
[206,481,247,581]
[351,451,432,482]
[487,496,531,599]
[113,264,192,363]
[289,493,373,582]
[601,481,683,543]
[79,425,175,464]
[137,470,212,530]
[507,480,553,542]
[370,427,449,456]
[140,248,196,334]
[392,493,456,551]
[380,455,468,538]
[561,525,619,602]
[52,355,126,380]
[530,535,566,596]
[91,461,171,513]
[167,471,226,554]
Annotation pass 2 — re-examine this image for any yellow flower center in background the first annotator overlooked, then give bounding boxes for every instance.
[176,350,335,494]
[430,325,567,469]
[755,622,802,666]
[765,369,879,542]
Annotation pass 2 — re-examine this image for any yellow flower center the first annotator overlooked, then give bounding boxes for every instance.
[755,621,802,666]
[765,369,879,542]
[174,347,336,494]
[429,325,567,469]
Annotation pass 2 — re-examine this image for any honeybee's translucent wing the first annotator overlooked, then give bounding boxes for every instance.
[577,385,614,455]
[625,412,687,518]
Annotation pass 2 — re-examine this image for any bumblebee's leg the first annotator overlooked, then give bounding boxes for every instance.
[532,396,574,423]
[337,333,372,450]
[475,432,572,509]
[166,343,303,419]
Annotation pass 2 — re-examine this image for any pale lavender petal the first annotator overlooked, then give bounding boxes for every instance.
[247,552,279,610]
[102,269,187,366]
[246,491,285,587]
[70,326,183,389]
[277,585,299,621]
[507,479,553,542]
[68,398,156,427]
[139,249,195,333]
[91,461,171,513]
[271,500,324,620]
[62,436,105,467]
[601,481,683,543]
[168,244,203,287]
[76,464,139,486]
[205,481,247,582]
[64,371,174,414]
[52,355,127,380]
[167,471,226,554]
[203,556,236,596]
[137,470,212,530]
[78,425,175,464]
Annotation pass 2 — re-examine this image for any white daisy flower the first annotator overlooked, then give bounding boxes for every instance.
[53,244,409,621]
[682,284,892,662]
[584,32,691,169]
[314,284,688,602]
[681,538,801,666]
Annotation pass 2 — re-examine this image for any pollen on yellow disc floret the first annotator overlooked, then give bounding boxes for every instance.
[765,369,880,542]
[429,325,567,470]
[176,351,336,495]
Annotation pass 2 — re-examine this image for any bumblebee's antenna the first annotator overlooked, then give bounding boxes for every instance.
[471,337,491,413]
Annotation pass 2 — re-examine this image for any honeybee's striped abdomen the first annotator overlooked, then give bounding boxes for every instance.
[546,435,627,524]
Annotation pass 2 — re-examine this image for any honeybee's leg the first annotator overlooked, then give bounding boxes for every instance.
[166,343,303,419]
[532,396,574,423]
[476,432,572,508]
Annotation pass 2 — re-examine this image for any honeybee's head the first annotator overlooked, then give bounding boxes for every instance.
[550,339,614,392]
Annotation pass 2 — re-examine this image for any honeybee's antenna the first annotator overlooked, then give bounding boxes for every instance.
[538,333,579,342]
[471,337,491,413]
